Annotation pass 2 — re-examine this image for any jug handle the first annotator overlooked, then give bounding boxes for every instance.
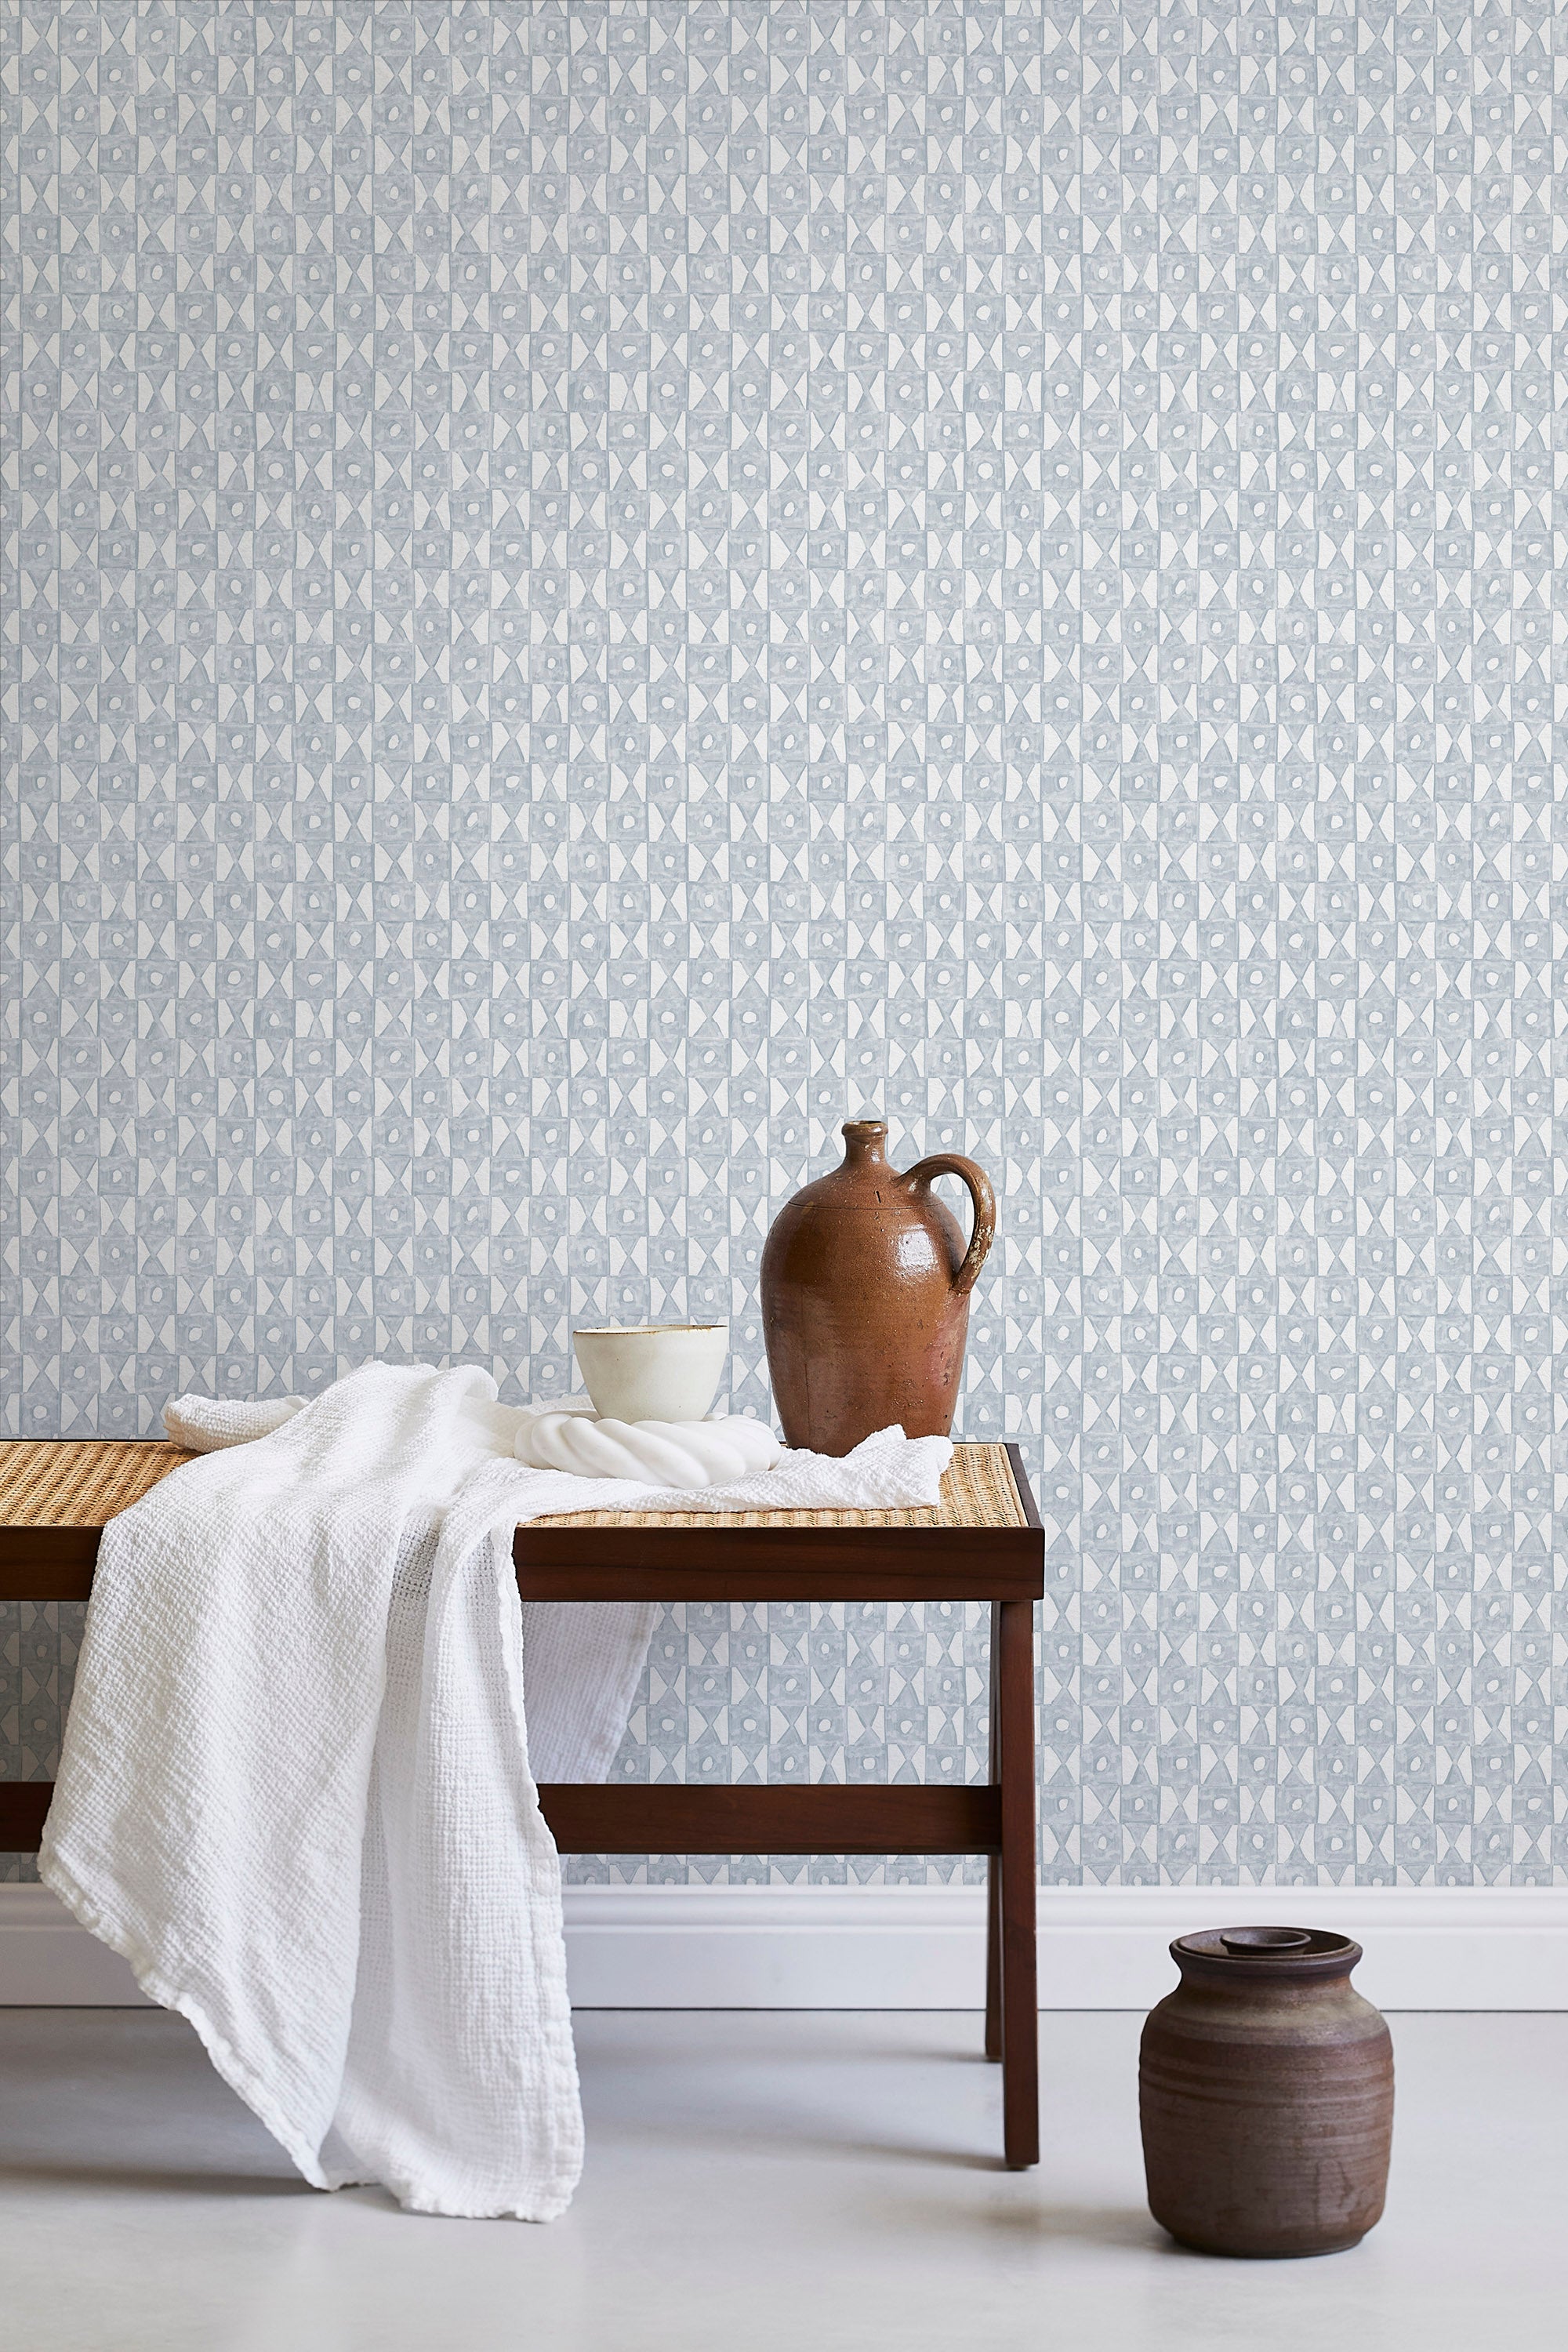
[902,1155,996,1299]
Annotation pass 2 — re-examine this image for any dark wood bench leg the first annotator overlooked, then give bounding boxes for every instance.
[985,1855,1002,2061]
[996,1595,1038,2169]
[985,1617,1002,2060]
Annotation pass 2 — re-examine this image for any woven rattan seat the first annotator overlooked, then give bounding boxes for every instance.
[0,1436,1023,1535]
[0,1439,196,1526]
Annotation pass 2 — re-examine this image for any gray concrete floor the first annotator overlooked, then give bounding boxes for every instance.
[0,2007,1562,2351]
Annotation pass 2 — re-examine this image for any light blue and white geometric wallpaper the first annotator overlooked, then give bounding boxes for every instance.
[2,2,1564,1885]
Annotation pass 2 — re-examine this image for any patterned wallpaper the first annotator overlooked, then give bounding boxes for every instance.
[2,2,1563,1887]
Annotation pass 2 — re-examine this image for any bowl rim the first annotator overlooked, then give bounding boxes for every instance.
[572,1322,728,1339]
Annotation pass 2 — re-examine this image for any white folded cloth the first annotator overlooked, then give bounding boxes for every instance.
[42,1367,953,2219]
[169,1390,786,1492]
[164,1392,306,1450]
[161,1384,659,1791]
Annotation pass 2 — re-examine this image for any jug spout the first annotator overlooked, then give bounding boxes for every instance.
[840,1119,889,1166]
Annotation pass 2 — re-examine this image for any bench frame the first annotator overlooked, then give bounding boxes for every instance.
[0,1441,1043,2169]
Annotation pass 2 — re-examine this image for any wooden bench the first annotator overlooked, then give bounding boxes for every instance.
[0,1436,1044,2169]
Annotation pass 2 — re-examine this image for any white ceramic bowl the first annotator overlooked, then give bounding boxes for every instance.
[572,1323,729,1425]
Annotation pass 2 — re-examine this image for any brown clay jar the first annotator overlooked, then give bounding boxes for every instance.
[760,1120,995,1456]
[1139,1926,1394,2259]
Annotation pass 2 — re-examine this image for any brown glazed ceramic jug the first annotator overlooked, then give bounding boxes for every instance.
[760,1120,995,1456]
[1139,1926,1394,2259]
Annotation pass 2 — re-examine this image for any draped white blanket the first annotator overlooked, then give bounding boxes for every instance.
[41,1363,953,2218]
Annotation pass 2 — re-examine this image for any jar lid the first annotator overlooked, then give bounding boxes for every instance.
[1171,1925,1363,1979]
[1221,1926,1313,1955]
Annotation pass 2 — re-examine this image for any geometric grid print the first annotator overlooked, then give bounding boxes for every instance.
[2,3,1565,1886]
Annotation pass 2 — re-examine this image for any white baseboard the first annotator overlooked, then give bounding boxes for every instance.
[4,1881,1566,2011]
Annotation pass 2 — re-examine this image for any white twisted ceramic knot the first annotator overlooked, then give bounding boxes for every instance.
[514,1410,782,1489]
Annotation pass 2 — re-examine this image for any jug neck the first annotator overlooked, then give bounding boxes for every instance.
[840,1119,890,1170]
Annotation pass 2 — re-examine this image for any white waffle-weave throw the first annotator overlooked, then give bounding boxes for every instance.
[42,1366,953,2218]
